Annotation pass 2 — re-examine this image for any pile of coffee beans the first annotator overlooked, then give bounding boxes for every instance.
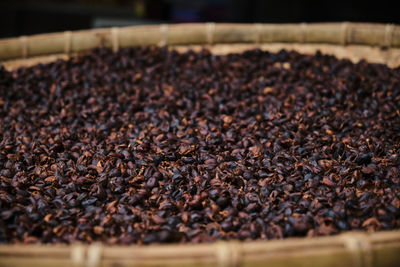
[0,46,399,244]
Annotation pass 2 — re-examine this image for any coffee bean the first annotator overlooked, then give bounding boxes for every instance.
[0,46,398,245]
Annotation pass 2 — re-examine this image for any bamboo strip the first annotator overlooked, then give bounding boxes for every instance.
[1,23,400,60]
[70,29,113,53]
[298,23,348,44]
[166,24,209,45]
[119,25,162,47]
[393,28,400,47]
[0,231,399,267]
[213,24,259,43]
[259,24,305,43]
[0,38,23,59]
[348,23,386,46]
[27,32,66,57]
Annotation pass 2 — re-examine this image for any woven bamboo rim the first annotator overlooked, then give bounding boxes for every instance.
[1,22,400,69]
[0,23,400,266]
[0,231,399,266]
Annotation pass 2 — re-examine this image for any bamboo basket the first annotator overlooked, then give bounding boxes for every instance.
[0,23,400,267]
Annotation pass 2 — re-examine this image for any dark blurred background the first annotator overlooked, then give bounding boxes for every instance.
[0,0,399,38]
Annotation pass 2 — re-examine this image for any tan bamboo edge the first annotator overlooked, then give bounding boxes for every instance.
[0,230,399,267]
[0,22,399,61]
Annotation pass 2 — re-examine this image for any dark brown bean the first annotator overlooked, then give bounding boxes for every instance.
[0,47,399,245]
